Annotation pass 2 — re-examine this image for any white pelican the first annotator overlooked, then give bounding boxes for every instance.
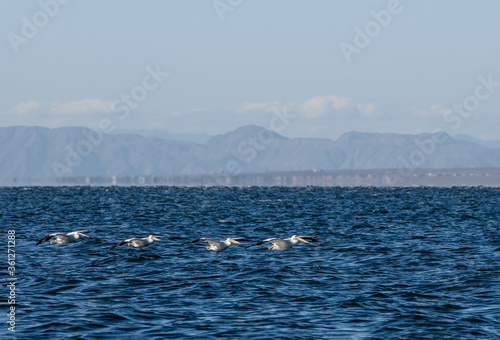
[110,235,161,249]
[249,235,319,250]
[185,237,247,252]
[36,231,89,246]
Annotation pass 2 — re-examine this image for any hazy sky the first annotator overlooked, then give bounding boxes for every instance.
[1,0,499,139]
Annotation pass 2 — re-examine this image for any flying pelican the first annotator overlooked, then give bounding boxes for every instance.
[36,231,89,246]
[248,235,319,250]
[110,235,161,249]
[185,237,247,252]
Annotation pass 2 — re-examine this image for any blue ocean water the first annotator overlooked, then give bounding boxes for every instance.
[1,186,499,339]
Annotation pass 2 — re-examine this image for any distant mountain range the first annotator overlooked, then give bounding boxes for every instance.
[454,134,500,149]
[1,125,500,184]
[111,129,213,144]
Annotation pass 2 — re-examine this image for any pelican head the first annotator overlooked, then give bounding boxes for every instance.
[149,235,161,241]
[77,232,89,238]
[227,238,241,244]
[291,235,309,244]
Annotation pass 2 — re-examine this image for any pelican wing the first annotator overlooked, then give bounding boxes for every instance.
[249,238,277,247]
[36,233,66,246]
[110,238,137,250]
[184,238,206,244]
[231,237,249,242]
[202,238,223,247]
[68,230,89,236]
[269,239,290,248]
[298,236,319,243]
[36,230,92,246]
[36,234,55,246]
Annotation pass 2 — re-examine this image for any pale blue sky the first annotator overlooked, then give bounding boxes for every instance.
[1,0,499,139]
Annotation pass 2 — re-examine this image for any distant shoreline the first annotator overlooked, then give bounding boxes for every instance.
[2,167,500,187]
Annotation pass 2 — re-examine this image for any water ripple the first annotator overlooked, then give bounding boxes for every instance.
[1,186,499,338]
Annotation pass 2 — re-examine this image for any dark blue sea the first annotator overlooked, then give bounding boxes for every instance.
[2,186,499,339]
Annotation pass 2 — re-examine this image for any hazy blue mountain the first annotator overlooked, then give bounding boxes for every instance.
[206,128,500,172]
[112,129,213,144]
[455,134,500,149]
[332,131,500,169]
[1,125,500,183]
[205,124,288,151]
[0,126,232,182]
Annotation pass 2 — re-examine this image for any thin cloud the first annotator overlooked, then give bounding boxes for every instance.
[9,100,40,116]
[301,95,351,118]
[49,99,114,115]
[8,99,114,117]
[356,103,377,117]
[236,101,282,114]
[4,99,114,128]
